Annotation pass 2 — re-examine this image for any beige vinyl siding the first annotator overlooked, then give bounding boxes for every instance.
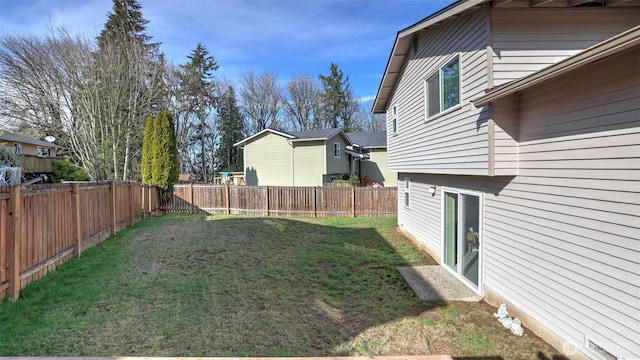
[361,149,397,187]
[1,141,57,157]
[292,141,325,186]
[325,135,349,176]
[489,48,639,359]
[491,8,639,86]
[243,132,292,186]
[490,99,519,175]
[387,8,491,176]
[397,174,444,255]
[399,46,639,359]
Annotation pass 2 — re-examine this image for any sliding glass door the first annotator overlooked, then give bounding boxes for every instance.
[443,190,481,290]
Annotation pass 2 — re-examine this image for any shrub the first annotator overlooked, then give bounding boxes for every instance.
[0,146,20,167]
[51,159,89,182]
[331,174,360,187]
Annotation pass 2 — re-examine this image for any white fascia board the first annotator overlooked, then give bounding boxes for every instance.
[233,128,294,147]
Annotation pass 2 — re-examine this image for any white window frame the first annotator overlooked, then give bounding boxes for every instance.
[333,142,341,158]
[13,143,21,154]
[389,104,398,134]
[403,177,410,208]
[440,187,483,295]
[424,53,462,121]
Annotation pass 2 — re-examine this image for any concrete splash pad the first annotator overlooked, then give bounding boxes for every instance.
[398,265,481,302]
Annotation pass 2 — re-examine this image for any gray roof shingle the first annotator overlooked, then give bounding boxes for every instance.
[0,130,63,148]
[347,131,387,148]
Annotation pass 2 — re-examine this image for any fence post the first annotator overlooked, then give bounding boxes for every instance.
[7,186,21,300]
[141,185,147,219]
[313,187,317,217]
[188,183,194,214]
[225,184,230,215]
[129,182,135,226]
[148,186,154,214]
[110,181,117,235]
[351,186,356,217]
[71,183,82,257]
[265,186,270,216]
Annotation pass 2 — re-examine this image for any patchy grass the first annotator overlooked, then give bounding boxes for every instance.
[0,214,565,359]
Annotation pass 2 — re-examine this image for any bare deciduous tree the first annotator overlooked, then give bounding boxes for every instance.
[239,71,282,133]
[284,73,321,131]
[0,28,164,181]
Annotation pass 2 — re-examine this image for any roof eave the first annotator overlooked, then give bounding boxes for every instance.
[372,0,489,114]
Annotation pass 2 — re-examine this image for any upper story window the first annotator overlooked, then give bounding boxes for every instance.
[333,142,341,158]
[37,147,51,157]
[13,143,21,154]
[389,104,398,134]
[425,54,461,119]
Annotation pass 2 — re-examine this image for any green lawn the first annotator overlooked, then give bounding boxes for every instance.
[0,214,565,358]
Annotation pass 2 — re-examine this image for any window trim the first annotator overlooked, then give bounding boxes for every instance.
[424,53,462,122]
[440,187,483,295]
[403,177,410,208]
[13,143,21,154]
[389,104,398,135]
[333,142,341,158]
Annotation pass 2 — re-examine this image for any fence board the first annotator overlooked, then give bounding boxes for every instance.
[163,185,397,218]
[0,182,160,301]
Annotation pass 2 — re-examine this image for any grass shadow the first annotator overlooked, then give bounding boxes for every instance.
[0,214,567,359]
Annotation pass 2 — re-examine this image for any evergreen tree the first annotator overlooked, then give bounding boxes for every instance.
[95,0,163,181]
[152,110,179,200]
[141,115,154,184]
[318,63,359,131]
[217,85,245,172]
[97,0,156,50]
[179,43,219,181]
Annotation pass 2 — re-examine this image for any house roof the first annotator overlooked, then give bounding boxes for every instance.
[472,25,640,107]
[0,130,63,149]
[372,0,489,114]
[347,131,387,149]
[233,128,295,147]
[288,128,345,142]
[234,127,351,147]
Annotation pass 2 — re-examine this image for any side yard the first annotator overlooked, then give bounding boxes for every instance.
[0,215,566,358]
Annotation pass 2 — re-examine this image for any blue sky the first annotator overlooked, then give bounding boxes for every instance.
[0,0,454,101]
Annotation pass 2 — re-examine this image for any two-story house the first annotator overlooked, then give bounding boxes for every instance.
[235,128,352,186]
[373,1,639,359]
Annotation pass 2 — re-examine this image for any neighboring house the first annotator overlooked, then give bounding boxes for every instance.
[234,128,351,186]
[346,131,397,187]
[373,1,639,360]
[0,130,62,173]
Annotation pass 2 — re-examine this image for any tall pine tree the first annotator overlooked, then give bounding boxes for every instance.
[97,0,157,50]
[152,110,179,200]
[217,85,245,172]
[180,43,218,182]
[318,63,358,131]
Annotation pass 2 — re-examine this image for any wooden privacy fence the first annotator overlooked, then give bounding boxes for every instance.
[0,182,159,301]
[162,184,398,218]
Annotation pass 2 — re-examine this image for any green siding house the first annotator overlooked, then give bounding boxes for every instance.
[346,131,397,187]
[234,128,351,186]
